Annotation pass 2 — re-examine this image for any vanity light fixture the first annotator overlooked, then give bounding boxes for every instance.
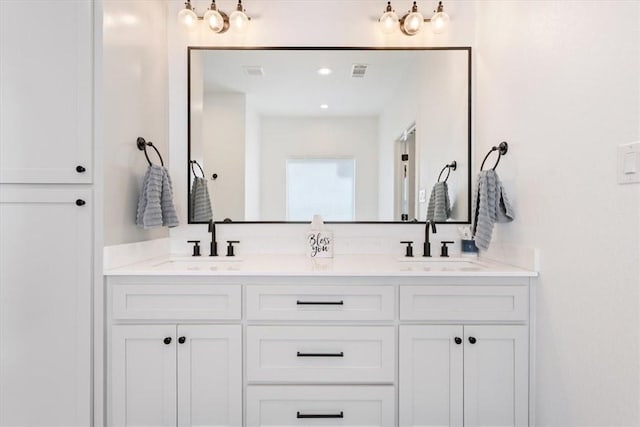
[178,0,250,33]
[379,1,450,36]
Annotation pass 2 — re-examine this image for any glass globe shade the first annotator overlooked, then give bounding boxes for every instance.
[379,11,399,34]
[178,7,198,28]
[204,9,225,32]
[402,11,423,35]
[431,11,450,34]
[230,10,249,32]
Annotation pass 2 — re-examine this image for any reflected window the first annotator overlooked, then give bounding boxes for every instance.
[286,158,355,221]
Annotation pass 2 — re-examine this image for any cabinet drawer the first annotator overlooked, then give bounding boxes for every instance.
[246,285,394,321]
[400,285,528,322]
[112,284,241,320]
[246,385,395,427]
[246,326,394,384]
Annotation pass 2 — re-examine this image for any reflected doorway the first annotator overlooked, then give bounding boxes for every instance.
[394,125,417,222]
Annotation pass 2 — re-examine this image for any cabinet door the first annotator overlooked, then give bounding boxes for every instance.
[111,325,177,427]
[177,325,242,427]
[463,325,529,427]
[0,0,92,183]
[399,325,463,427]
[0,187,92,426]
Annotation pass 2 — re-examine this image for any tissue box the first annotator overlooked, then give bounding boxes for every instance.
[307,231,334,258]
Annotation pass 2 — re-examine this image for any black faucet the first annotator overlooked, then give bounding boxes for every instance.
[208,220,218,256]
[423,220,437,257]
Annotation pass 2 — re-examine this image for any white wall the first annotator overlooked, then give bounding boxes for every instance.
[378,65,419,219]
[202,92,246,221]
[259,117,379,221]
[103,0,169,245]
[416,50,469,221]
[245,103,261,220]
[476,1,640,425]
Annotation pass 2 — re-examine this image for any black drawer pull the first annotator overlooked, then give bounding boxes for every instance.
[297,351,344,357]
[297,411,344,419]
[296,300,344,305]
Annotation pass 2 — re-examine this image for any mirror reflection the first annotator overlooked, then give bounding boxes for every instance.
[188,47,471,223]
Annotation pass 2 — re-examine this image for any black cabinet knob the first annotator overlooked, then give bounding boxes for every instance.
[468,337,477,344]
[75,199,86,206]
[76,165,86,173]
[163,337,172,345]
[178,336,186,344]
[454,337,462,345]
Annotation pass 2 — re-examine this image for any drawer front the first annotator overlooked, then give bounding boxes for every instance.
[246,385,395,427]
[400,285,528,322]
[246,326,395,384]
[246,285,394,321]
[112,284,241,320]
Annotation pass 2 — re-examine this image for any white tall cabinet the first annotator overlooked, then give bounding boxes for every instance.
[0,1,94,425]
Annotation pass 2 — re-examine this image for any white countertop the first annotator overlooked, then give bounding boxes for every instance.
[104,254,537,277]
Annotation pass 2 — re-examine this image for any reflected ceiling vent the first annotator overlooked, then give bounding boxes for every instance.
[351,64,368,78]
[242,65,264,77]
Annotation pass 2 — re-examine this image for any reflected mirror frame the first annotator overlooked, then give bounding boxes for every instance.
[187,46,472,225]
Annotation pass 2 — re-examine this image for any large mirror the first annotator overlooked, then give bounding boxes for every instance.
[188,47,471,224]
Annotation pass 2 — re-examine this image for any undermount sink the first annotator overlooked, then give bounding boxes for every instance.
[151,258,243,272]
[397,258,485,272]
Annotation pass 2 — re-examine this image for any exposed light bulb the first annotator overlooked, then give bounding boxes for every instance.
[178,1,198,28]
[320,104,329,110]
[317,67,333,76]
[430,2,449,34]
[402,2,424,36]
[204,2,225,33]
[230,0,249,32]
[379,2,398,34]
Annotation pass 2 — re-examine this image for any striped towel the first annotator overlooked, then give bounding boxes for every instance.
[472,170,514,250]
[136,165,179,229]
[190,176,213,222]
[426,181,451,222]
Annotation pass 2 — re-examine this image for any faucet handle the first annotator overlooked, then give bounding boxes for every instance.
[187,240,201,257]
[400,241,414,257]
[440,241,455,257]
[226,240,240,257]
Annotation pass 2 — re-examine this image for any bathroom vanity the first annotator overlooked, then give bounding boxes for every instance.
[105,255,536,427]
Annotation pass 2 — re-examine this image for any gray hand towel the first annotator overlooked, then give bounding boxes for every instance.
[190,176,213,222]
[426,181,451,222]
[136,165,179,229]
[472,170,514,250]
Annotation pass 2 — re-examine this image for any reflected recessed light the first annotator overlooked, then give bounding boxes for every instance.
[317,67,333,76]
[320,104,329,109]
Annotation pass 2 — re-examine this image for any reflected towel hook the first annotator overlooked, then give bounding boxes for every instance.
[437,160,457,183]
[480,141,508,171]
[136,137,164,167]
[190,160,205,178]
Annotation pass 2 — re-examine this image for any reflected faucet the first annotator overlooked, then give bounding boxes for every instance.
[208,220,218,257]
[423,220,437,257]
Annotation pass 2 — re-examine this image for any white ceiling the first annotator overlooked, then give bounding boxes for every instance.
[199,49,421,117]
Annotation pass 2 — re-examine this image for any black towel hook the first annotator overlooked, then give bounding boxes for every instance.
[137,137,164,167]
[190,160,205,178]
[437,160,457,183]
[480,141,508,171]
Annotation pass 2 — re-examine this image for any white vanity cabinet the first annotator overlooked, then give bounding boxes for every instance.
[399,325,528,427]
[107,279,242,427]
[106,273,534,427]
[399,282,531,427]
